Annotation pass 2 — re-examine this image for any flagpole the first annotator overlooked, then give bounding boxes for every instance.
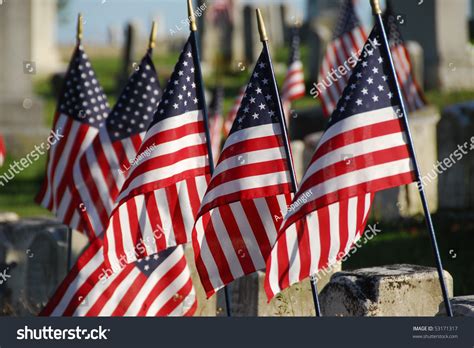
[370,0,453,317]
[187,0,233,318]
[66,13,84,271]
[148,21,157,55]
[256,9,322,317]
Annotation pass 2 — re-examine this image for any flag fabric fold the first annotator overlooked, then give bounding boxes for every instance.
[265,22,416,300]
[40,238,197,317]
[103,34,210,272]
[73,51,162,240]
[192,47,295,297]
[317,0,368,117]
[36,45,110,236]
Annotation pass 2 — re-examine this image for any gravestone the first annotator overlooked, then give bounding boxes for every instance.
[437,295,474,317]
[437,101,474,211]
[320,264,454,316]
[243,5,263,64]
[117,22,140,91]
[393,0,474,90]
[0,0,54,156]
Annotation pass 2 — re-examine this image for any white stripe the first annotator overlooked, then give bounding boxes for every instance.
[285,158,412,222]
[118,203,135,265]
[285,223,301,285]
[327,202,340,265]
[154,187,176,246]
[141,110,203,145]
[303,131,409,181]
[229,202,266,269]
[136,194,158,256]
[201,171,291,207]
[213,146,286,177]
[222,123,282,152]
[118,154,208,201]
[307,211,321,274]
[177,180,196,238]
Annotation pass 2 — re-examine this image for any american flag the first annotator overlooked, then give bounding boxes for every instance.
[318,0,367,117]
[209,0,234,24]
[72,52,162,240]
[265,23,416,300]
[384,2,426,112]
[103,34,210,272]
[223,85,245,137]
[208,86,224,162]
[36,45,110,233]
[281,26,305,104]
[40,238,197,317]
[192,48,295,297]
[0,135,5,167]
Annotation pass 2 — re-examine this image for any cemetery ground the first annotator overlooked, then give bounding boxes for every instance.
[1,45,473,298]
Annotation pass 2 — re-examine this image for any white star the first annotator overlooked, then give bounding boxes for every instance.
[378,57,384,64]
[382,75,388,81]
[183,61,188,66]
[193,98,198,103]
[372,95,379,102]
[256,87,262,94]
[367,49,374,56]
[350,84,356,89]
[258,62,266,69]
[340,106,345,112]
[387,92,394,99]
[253,72,259,78]
[173,80,179,85]
[356,99,363,106]
[372,67,379,74]
[367,77,374,84]
[249,97,256,104]
[191,67,195,73]
[186,76,191,82]
[258,103,266,110]
[182,85,187,91]
[252,113,259,119]
[268,110,275,117]
[345,95,351,101]
[178,70,184,76]
[362,88,368,95]
[153,254,159,260]
[178,94,183,100]
[262,78,269,85]
[238,117,244,123]
[356,72,362,79]
[377,85,384,91]
[173,103,179,109]
[144,265,150,271]
[187,52,192,58]
[362,61,368,67]
[265,94,272,101]
[243,106,250,113]
[191,82,196,88]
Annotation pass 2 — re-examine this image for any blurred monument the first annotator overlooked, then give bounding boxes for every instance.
[393,0,474,91]
[0,0,60,156]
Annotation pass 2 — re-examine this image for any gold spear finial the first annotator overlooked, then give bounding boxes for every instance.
[370,0,382,15]
[77,13,83,44]
[149,21,157,50]
[256,8,268,42]
[187,0,197,32]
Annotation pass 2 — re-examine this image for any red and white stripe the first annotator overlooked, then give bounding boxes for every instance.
[223,86,245,137]
[265,193,373,300]
[36,113,99,232]
[103,110,210,272]
[318,27,368,117]
[391,44,426,112]
[192,123,293,297]
[40,239,197,317]
[282,106,415,230]
[282,60,305,103]
[73,131,145,240]
[0,135,5,167]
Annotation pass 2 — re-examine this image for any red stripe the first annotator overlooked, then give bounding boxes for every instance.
[110,269,147,316]
[218,135,284,163]
[155,277,194,316]
[144,191,167,251]
[192,213,216,297]
[316,207,331,270]
[139,121,204,151]
[165,184,187,245]
[126,196,146,259]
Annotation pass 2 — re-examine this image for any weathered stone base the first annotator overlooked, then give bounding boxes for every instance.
[437,296,474,317]
[320,264,453,317]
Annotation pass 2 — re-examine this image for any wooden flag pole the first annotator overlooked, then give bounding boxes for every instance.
[256,9,322,317]
[187,0,233,318]
[148,21,157,54]
[76,13,83,46]
[370,0,453,317]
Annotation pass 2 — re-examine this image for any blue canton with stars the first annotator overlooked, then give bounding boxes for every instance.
[135,246,176,276]
[229,49,280,135]
[107,53,162,142]
[327,24,400,130]
[333,0,361,39]
[59,45,110,127]
[150,36,203,128]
